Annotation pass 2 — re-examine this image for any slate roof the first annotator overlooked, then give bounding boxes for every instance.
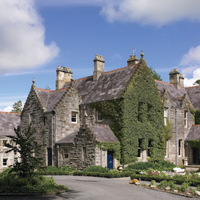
[155,80,190,108]
[56,125,119,144]
[63,65,137,104]
[185,125,200,141]
[185,86,200,110]
[0,112,20,137]
[36,88,69,112]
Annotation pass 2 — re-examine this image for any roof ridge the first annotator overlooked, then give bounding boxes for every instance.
[185,85,200,89]
[0,111,20,115]
[103,65,136,75]
[37,88,52,92]
[50,88,69,93]
[155,79,173,86]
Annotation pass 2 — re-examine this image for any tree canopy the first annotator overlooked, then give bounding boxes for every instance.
[149,67,162,81]
[193,79,200,85]
[12,100,23,113]
[4,126,43,177]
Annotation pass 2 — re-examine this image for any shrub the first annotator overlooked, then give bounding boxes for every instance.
[0,173,68,194]
[124,161,175,171]
[180,183,190,192]
[84,166,109,173]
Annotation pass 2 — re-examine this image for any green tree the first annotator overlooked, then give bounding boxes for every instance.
[12,100,23,113]
[4,125,44,177]
[149,67,162,81]
[193,79,200,85]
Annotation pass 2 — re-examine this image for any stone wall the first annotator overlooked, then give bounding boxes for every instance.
[164,100,194,165]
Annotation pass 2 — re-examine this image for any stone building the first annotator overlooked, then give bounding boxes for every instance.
[19,52,200,169]
[0,112,20,172]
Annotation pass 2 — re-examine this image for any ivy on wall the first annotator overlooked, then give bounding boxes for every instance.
[90,60,165,164]
[195,110,200,124]
[97,142,121,161]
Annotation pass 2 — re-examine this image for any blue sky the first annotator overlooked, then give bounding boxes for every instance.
[1,0,200,111]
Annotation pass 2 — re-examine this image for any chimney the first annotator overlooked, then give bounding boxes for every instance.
[127,54,139,66]
[169,68,184,89]
[93,55,105,81]
[56,66,73,90]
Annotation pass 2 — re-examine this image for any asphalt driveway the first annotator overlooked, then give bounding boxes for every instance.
[0,175,199,200]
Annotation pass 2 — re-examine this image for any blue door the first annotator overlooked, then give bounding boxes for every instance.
[107,151,113,169]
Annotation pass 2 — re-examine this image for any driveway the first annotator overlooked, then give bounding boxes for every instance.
[0,175,199,200]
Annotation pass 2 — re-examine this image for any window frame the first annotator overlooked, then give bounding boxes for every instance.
[184,111,188,128]
[71,111,78,124]
[178,139,182,156]
[63,148,69,160]
[3,158,8,166]
[164,108,168,126]
[137,139,142,158]
[96,110,102,122]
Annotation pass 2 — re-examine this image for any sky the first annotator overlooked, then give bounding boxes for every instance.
[1,0,200,112]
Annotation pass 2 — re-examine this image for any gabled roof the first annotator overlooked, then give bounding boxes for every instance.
[0,112,20,137]
[36,88,69,112]
[155,80,191,108]
[185,86,200,110]
[63,65,137,104]
[185,125,200,141]
[56,124,119,144]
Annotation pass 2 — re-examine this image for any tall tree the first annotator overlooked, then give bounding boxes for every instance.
[12,100,23,113]
[149,67,162,81]
[4,126,44,177]
[193,79,200,85]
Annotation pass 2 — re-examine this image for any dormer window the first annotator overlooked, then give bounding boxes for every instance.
[71,111,78,123]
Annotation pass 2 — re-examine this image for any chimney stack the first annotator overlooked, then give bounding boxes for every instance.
[93,55,105,81]
[56,66,73,90]
[127,54,139,66]
[169,68,184,89]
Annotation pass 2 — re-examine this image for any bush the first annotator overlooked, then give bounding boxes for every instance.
[0,173,68,194]
[124,161,175,171]
[84,166,109,173]
[180,183,190,192]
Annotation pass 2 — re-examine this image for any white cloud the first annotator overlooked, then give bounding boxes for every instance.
[100,0,200,26]
[0,0,59,75]
[184,68,200,87]
[2,106,13,112]
[180,45,200,86]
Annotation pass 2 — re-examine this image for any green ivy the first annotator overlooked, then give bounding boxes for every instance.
[97,142,121,161]
[90,60,165,164]
[195,110,200,124]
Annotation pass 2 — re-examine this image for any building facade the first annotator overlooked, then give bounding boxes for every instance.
[3,52,200,170]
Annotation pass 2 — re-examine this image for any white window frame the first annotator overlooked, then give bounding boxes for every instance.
[71,111,78,124]
[184,111,188,128]
[137,139,142,158]
[164,108,168,126]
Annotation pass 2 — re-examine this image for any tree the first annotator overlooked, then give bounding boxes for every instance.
[149,67,162,81]
[4,125,44,177]
[12,100,23,113]
[193,79,200,85]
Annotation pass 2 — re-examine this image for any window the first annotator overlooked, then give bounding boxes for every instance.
[147,140,152,157]
[71,111,78,123]
[43,116,47,126]
[3,158,8,166]
[63,148,69,159]
[178,139,182,156]
[137,139,142,157]
[82,147,87,161]
[164,108,168,126]
[97,111,102,122]
[184,111,188,128]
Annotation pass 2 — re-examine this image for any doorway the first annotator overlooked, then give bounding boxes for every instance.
[107,151,113,169]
